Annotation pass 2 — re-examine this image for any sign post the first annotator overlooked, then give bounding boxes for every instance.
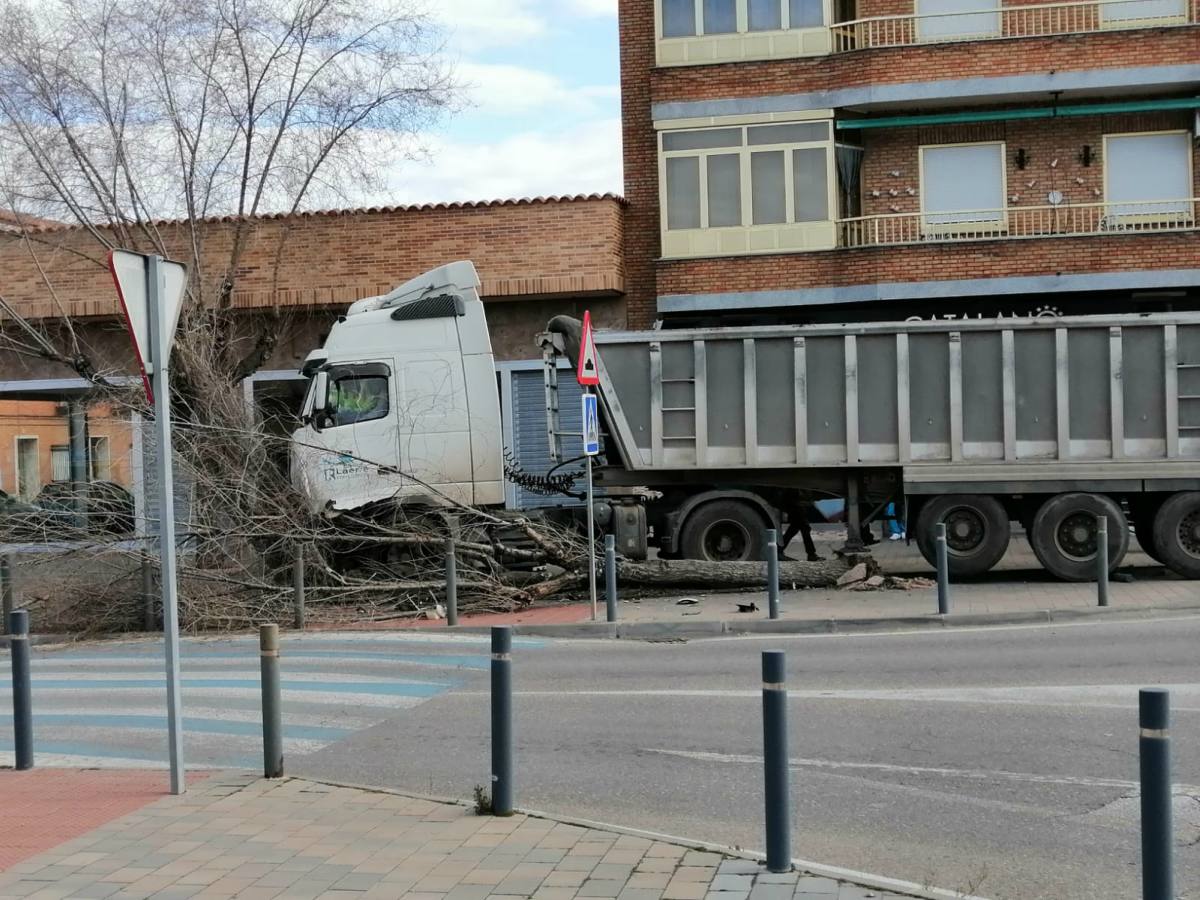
[109,250,187,795]
[582,393,601,621]
[577,313,600,621]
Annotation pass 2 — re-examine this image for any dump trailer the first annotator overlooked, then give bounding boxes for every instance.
[291,260,1200,581]
[541,312,1200,580]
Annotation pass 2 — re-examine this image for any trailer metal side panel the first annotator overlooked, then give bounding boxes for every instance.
[583,314,1200,476]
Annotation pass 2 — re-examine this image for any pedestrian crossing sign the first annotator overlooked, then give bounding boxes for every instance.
[582,393,600,456]
[577,310,600,386]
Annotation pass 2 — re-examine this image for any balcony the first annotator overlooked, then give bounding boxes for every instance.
[831,0,1195,50]
[838,198,1199,247]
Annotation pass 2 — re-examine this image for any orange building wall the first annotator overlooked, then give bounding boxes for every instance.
[0,400,134,500]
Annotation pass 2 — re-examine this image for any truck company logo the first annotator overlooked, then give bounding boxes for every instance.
[320,453,370,481]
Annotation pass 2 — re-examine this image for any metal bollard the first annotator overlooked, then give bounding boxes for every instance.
[9,609,33,770]
[604,534,618,623]
[761,650,790,873]
[1140,688,1173,900]
[491,626,514,816]
[445,540,458,627]
[141,555,155,632]
[935,522,951,616]
[293,545,306,630]
[1,555,13,636]
[766,529,780,620]
[260,624,283,778]
[1097,516,1110,608]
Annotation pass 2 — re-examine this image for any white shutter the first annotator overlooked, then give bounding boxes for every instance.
[916,0,1000,40]
[922,144,1005,225]
[1105,132,1191,218]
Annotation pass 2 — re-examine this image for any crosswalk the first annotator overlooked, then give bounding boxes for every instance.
[0,631,541,769]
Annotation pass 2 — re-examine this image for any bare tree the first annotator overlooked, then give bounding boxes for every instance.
[0,0,455,387]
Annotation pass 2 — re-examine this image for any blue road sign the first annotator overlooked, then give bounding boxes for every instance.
[582,393,600,456]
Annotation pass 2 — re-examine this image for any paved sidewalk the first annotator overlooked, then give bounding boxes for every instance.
[424,531,1200,635]
[0,772,920,900]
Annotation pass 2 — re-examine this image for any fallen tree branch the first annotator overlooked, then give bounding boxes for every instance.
[616,556,874,589]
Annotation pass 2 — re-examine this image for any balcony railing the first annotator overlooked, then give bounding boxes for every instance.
[831,0,1194,50]
[838,198,1200,248]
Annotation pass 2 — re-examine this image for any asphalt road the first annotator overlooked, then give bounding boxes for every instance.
[295,616,1200,900]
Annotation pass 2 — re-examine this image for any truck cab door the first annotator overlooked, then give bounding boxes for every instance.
[304,360,401,509]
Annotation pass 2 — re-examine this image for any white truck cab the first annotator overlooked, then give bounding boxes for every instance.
[291,261,504,513]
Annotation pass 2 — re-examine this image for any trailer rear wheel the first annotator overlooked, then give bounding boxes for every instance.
[679,500,767,562]
[914,495,1010,577]
[1151,492,1200,578]
[1029,493,1128,582]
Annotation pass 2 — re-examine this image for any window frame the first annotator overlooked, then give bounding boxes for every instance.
[321,362,393,430]
[658,121,836,235]
[918,140,1009,235]
[1102,130,1195,225]
[657,0,830,37]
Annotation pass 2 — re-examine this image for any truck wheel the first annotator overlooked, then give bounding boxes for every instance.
[1131,499,1165,565]
[679,500,767,562]
[1151,492,1200,578]
[1029,493,1128,582]
[914,495,1010,577]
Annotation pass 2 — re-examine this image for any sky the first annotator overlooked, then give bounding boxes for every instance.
[385,0,623,205]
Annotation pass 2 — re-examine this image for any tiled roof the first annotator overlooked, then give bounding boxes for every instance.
[0,193,628,235]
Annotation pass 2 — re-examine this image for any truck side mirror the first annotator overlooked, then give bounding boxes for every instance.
[310,371,330,430]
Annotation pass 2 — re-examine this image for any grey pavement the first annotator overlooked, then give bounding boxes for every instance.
[580,527,1200,632]
[292,615,1200,900]
[0,773,914,900]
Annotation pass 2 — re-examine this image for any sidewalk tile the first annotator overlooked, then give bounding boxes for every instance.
[672,866,717,883]
[577,878,627,897]
[710,874,754,892]
[682,853,724,867]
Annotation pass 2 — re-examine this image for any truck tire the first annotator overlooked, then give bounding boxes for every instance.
[1029,493,1128,582]
[1130,498,1165,565]
[1151,492,1200,578]
[679,500,768,562]
[914,495,1010,577]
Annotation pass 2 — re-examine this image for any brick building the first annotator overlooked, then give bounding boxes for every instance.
[621,0,1200,327]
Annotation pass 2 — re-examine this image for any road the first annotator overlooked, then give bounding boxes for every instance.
[290,617,1200,900]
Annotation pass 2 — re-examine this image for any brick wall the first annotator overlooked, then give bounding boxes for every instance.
[0,196,627,322]
[658,232,1200,300]
[650,27,1200,103]
[621,0,662,330]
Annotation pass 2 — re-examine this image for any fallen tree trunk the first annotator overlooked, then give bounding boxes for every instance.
[616,556,874,589]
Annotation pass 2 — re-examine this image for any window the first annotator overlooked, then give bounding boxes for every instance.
[1100,0,1186,23]
[916,0,1000,41]
[51,446,69,482]
[15,437,38,501]
[661,121,833,232]
[658,0,827,37]
[920,142,1006,228]
[324,368,390,428]
[89,436,111,482]
[1104,132,1193,220]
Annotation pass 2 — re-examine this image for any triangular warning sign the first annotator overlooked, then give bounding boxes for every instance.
[577,310,600,386]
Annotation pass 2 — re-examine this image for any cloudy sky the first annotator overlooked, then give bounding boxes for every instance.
[386,0,622,205]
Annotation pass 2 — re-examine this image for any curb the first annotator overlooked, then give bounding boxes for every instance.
[0,634,69,651]
[449,600,1200,640]
[293,774,987,900]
